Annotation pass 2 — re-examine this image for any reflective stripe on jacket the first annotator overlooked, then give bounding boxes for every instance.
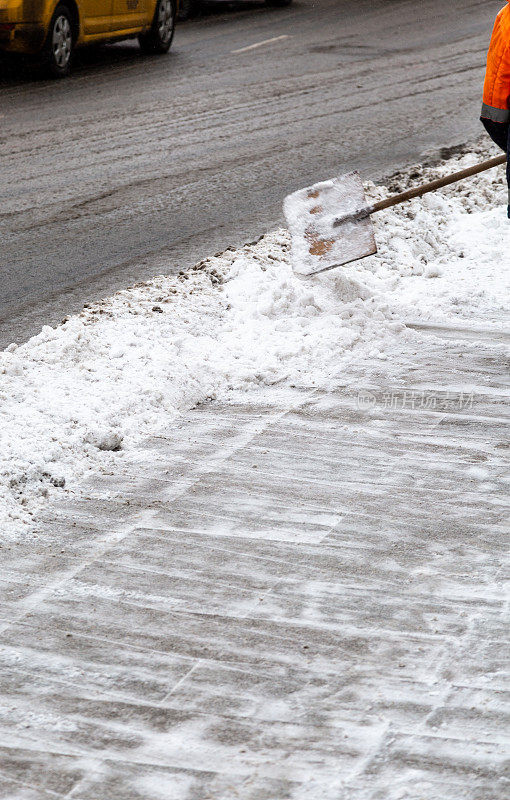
[482,2,510,123]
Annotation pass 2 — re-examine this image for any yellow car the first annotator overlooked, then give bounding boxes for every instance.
[0,0,177,76]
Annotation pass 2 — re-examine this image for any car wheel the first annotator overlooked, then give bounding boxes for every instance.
[139,0,176,54]
[43,4,74,78]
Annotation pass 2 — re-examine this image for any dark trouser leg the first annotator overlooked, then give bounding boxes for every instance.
[481,117,509,150]
[481,118,510,217]
[507,125,510,213]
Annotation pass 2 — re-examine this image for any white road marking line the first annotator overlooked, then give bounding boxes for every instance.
[231,34,291,55]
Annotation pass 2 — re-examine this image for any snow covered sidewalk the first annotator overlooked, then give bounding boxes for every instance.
[1,144,509,538]
[0,145,509,799]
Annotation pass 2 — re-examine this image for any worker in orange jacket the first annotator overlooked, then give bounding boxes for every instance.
[481,1,510,217]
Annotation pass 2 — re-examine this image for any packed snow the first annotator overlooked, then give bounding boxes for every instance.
[1,146,508,537]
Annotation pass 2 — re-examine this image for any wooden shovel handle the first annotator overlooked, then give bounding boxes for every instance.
[371,154,507,214]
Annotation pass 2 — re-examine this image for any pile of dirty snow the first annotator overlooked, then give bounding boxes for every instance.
[1,145,508,537]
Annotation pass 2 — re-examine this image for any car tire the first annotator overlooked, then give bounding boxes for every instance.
[265,0,292,6]
[42,4,74,78]
[139,0,176,54]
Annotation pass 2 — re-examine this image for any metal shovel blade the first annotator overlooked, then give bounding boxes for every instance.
[283,171,377,276]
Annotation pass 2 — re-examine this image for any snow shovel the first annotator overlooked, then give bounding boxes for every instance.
[283,153,506,276]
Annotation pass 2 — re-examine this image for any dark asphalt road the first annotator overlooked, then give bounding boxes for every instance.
[0,0,502,347]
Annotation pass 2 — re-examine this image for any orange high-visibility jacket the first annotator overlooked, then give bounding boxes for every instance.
[482,2,510,122]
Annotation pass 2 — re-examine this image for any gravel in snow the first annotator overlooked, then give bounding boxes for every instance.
[1,145,508,538]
